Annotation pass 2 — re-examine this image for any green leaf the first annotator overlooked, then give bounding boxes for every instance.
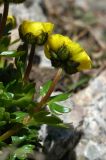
[0,58,5,68]
[33,111,50,121]
[40,80,52,96]
[12,128,38,145]
[11,144,34,160]
[6,80,35,96]
[33,111,63,125]
[0,84,14,107]
[0,82,4,89]
[12,86,35,107]
[0,121,6,127]
[0,107,10,122]
[12,135,26,145]
[0,51,25,57]
[1,92,14,100]
[12,93,33,107]
[11,111,28,123]
[0,108,5,120]
[0,36,11,52]
[49,103,71,114]
[48,93,71,103]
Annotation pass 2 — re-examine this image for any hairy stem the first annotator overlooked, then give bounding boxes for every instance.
[0,2,9,39]
[23,44,36,82]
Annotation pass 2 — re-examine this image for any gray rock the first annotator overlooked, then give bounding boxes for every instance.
[73,70,106,160]
[9,0,47,25]
[84,141,101,160]
[39,124,82,160]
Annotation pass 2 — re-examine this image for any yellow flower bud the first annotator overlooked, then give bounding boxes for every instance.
[44,34,72,59]
[6,16,16,29]
[44,34,92,74]
[19,21,54,45]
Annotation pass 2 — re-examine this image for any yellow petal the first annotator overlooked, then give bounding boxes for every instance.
[47,34,65,51]
[69,41,83,57]
[20,21,54,37]
[45,34,72,52]
[44,34,64,58]
[64,36,72,45]
[69,42,92,70]
[76,51,92,70]
[43,22,54,34]
[21,21,44,37]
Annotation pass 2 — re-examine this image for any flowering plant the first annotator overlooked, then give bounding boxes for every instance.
[0,0,92,159]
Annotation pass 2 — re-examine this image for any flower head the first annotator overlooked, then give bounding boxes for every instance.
[19,21,54,45]
[44,34,92,74]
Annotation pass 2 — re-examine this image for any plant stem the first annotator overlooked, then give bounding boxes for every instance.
[0,124,22,141]
[34,68,63,112]
[0,2,9,39]
[23,44,36,82]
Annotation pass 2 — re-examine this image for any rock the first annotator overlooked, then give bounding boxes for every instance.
[84,141,101,160]
[72,70,106,160]
[9,0,47,25]
[39,125,82,160]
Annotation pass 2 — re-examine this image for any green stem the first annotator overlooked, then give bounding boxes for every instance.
[23,44,36,82]
[34,68,63,112]
[0,124,22,141]
[0,2,9,39]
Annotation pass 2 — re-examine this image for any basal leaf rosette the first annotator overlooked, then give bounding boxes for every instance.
[44,34,92,74]
[19,21,54,45]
